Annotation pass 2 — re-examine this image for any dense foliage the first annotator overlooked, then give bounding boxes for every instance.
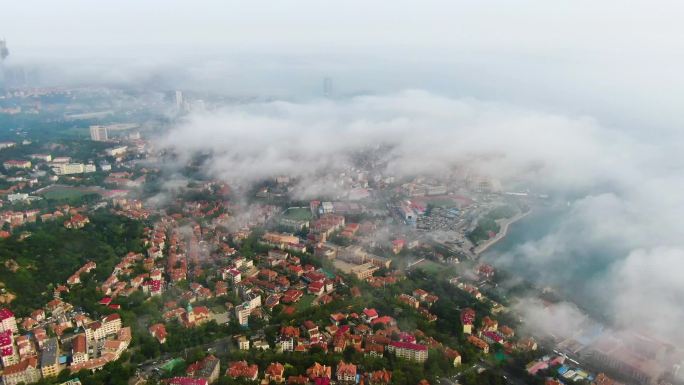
[467,205,517,244]
[0,211,145,315]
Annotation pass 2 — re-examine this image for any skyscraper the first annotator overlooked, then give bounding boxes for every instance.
[175,90,184,110]
[323,77,333,98]
[0,40,7,61]
[0,39,8,88]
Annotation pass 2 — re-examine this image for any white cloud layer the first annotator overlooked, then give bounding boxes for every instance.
[161,90,638,192]
[161,90,684,348]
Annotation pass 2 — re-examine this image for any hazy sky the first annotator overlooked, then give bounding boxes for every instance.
[4,1,682,54]
[3,1,684,132]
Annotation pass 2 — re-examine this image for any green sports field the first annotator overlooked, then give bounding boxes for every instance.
[282,207,313,221]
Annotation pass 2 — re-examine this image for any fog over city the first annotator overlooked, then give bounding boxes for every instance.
[4,1,684,129]
[158,88,684,345]
[3,1,684,384]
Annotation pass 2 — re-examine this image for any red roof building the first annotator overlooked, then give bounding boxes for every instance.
[460,308,475,334]
[226,361,258,381]
[467,335,489,353]
[0,308,15,320]
[391,239,406,254]
[369,369,392,385]
[370,316,395,327]
[307,362,332,380]
[362,308,378,323]
[280,326,301,339]
[302,320,319,338]
[336,361,357,382]
[476,264,495,279]
[149,323,167,344]
[64,214,89,229]
[308,281,325,296]
[388,341,428,362]
[167,377,208,385]
[265,362,285,383]
[481,316,498,332]
[479,331,503,345]
[282,289,303,304]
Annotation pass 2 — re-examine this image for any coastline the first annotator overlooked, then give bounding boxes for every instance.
[473,209,532,256]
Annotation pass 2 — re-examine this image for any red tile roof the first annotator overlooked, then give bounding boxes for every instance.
[1,345,14,356]
[0,308,14,320]
[104,313,121,322]
[460,308,475,325]
[371,316,395,326]
[307,362,332,379]
[167,377,208,385]
[265,362,285,376]
[0,330,12,346]
[336,361,357,377]
[227,361,258,380]
[2,357,38,375]
[73,334,87,354]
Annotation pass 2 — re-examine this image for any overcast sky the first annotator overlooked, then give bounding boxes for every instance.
[3,1,684,132]
[3,1,682,54]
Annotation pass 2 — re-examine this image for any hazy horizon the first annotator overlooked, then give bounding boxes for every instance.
[3,1,684,133]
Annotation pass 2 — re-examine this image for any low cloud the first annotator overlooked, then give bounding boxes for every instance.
[160,90,638,195]
[160,90,684,349]
[491,177,684,347]
[609,247,684,339]
[514,298,589,341]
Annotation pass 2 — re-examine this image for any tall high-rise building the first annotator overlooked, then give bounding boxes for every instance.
[0,40,8,62]
[0,39,8,88]
[89,125,108,141]
[175,90,184,110]
[323,77,333,98]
